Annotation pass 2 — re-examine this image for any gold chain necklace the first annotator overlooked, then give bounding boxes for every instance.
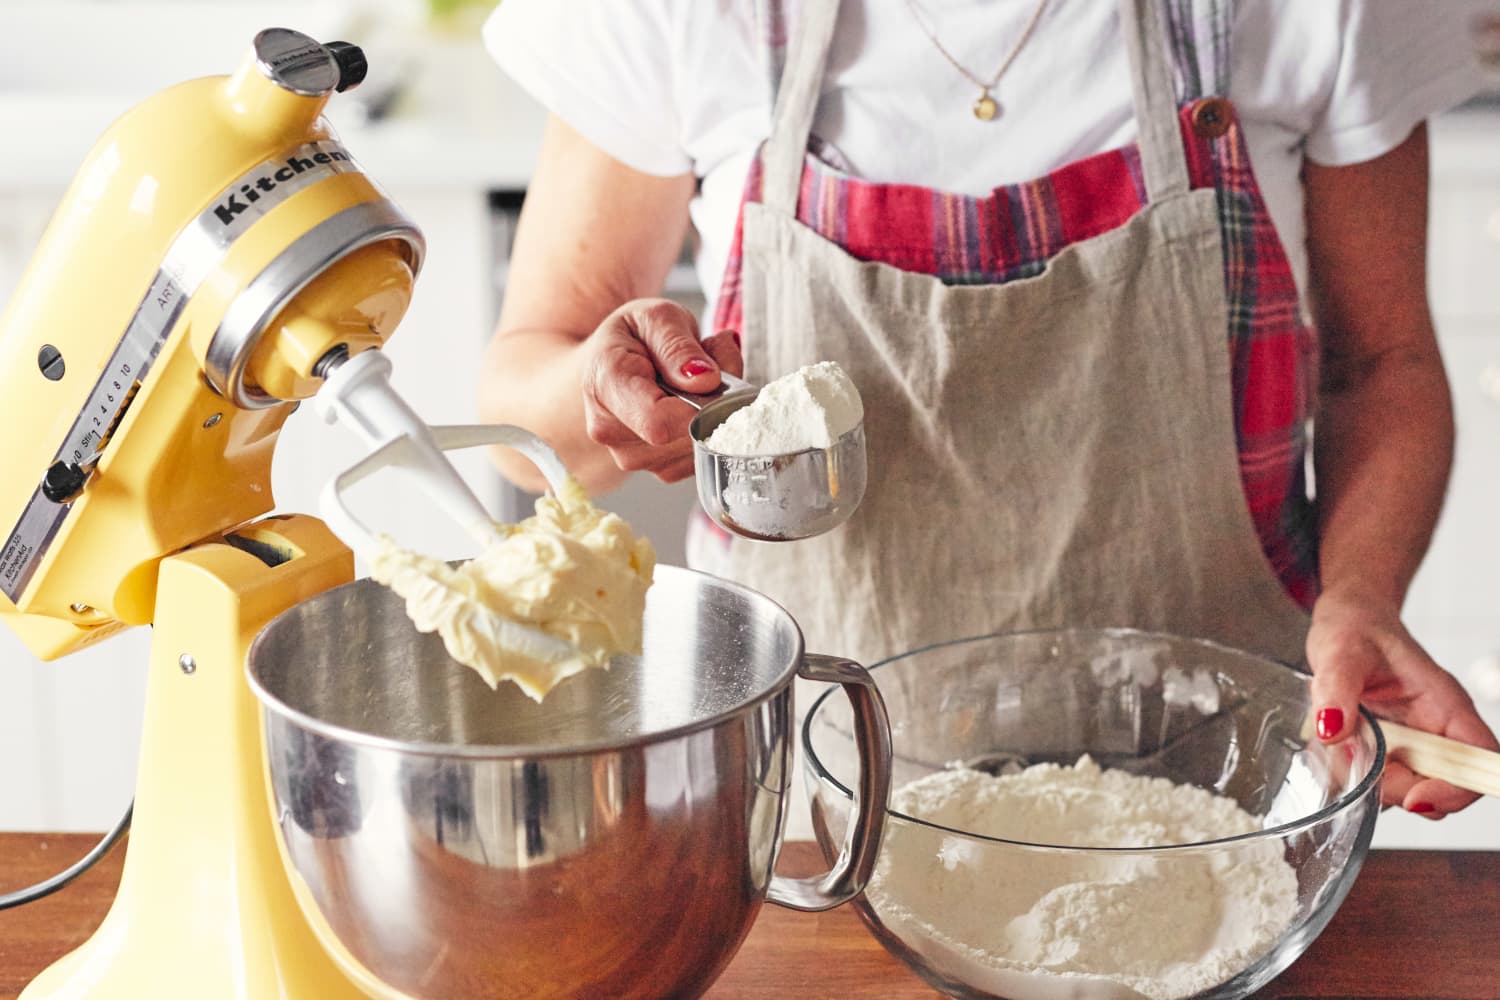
[900,0,1054,120]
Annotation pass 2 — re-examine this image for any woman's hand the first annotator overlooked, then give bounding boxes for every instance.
[580,298,743,483]
[1307,586,1500,817]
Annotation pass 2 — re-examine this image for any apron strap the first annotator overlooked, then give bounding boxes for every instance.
[763,0,840,216]
[1122,0,1191,202]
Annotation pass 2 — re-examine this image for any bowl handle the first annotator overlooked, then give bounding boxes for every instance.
[767,653,892,912]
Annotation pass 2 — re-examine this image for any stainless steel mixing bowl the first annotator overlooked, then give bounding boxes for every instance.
[804,629,1384,1000]
[247,565,891,1000]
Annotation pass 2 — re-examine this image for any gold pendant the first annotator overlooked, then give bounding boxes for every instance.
[973,91,999,121]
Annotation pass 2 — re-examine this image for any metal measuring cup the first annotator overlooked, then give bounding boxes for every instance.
[661,373,867,541]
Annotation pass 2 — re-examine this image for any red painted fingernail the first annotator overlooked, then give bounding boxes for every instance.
[1315,707,1344,741]
[732,331,742,348]
[680,359,714,378]
[1410,802,1436,814]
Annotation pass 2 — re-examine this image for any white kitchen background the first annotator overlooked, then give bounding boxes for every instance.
[0,0,1496,853]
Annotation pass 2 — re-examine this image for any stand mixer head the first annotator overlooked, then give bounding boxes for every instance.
[0,27,429,658]
[0,23,571,660]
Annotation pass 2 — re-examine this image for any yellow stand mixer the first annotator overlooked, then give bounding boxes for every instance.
[0,28,488,998]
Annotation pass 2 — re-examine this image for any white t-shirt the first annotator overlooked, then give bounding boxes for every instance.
[484,0,1488,315]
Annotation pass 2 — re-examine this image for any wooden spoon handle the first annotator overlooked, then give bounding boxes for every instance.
[1379,720,1500,798]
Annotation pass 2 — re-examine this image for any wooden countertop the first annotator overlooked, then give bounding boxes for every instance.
[2,836,1496,998]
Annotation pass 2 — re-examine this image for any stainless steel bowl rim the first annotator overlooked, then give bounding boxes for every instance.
[246,566,807,760]
[804,626,1388,854]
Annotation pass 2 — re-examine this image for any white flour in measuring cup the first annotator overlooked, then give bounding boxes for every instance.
[704,361,862,456]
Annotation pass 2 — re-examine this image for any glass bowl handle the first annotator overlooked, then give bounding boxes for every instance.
[767,653,892,912]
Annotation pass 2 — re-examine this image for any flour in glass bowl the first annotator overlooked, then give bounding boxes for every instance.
[704,361,862,455]
[866,757,1300,1000]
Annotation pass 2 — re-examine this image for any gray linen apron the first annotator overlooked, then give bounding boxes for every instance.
[703,0,1311,671]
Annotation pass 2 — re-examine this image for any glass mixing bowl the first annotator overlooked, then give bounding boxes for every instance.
[804,629,1384,1000]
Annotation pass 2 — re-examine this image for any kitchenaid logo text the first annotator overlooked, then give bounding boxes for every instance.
[211,149,353,227]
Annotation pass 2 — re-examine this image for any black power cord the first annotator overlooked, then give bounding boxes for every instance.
[0,801,132,910]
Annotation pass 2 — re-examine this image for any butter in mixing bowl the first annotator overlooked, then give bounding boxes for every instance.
[370,477,655,701]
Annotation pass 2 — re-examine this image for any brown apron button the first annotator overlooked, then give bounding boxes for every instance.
[1191,98,1233,139]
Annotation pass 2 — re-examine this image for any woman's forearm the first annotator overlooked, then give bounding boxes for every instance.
[1314,346,1453,610]
[1303,124,1451,612]
[477,115,697,495]
[480,326,625,495]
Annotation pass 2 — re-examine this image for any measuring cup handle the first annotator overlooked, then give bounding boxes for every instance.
[656,372,757,411]
[766,653,892,912]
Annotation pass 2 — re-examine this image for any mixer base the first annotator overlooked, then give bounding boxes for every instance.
[21,517,371,1000]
